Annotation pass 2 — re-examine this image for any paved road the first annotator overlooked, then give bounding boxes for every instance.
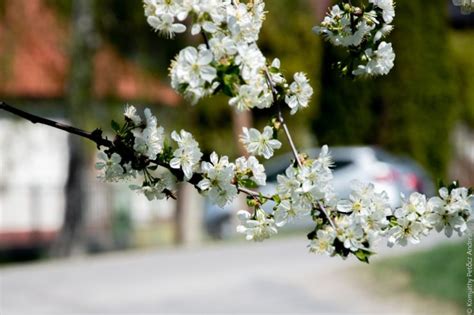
[0,234,463,314]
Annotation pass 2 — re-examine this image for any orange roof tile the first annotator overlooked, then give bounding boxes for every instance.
[0,0,180,106]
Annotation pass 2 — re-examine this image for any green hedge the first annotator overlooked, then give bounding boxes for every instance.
[451,30,474,127]
[314,0,459,178]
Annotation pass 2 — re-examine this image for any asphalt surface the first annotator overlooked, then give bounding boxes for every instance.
[0,234,464,315]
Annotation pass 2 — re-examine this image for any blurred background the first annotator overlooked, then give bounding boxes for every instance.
[0,0,473,313]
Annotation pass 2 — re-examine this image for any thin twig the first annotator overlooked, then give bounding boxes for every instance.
[262,75,337,229]
[201,31,210,49]
[277,107,303,169]
[0,101,112,148]
[264,70,303,168]
[318,201,337,230]
[238,187,272,200]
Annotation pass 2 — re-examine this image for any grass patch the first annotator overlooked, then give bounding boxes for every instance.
[374,241,470,309]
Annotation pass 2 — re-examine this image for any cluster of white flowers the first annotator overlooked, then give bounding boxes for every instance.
[237,209,278,242]
[309,179,470,260]
[130,171,177,201]
[198,153,268,207]
[170,130,203,181]
[233,144,472,261]
[97,105,271,205]
[335,181,392,251]
[133,108,165,160]
[313,0,396,77]
[453,0,474,14]
[388,187,471,246]
[95,101,473,263]
[198,152,238,208]
[274,146,335,227]
[90,1,474,263]
[352,41,395,77]
[146,0,313,116]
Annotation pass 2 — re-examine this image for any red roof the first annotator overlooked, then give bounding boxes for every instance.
[0,0,180,106]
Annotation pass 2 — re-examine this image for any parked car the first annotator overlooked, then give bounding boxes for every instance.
[204,146,435,239]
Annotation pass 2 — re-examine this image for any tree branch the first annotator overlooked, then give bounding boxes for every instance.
[0,101,268,202]
[0,101,112,148]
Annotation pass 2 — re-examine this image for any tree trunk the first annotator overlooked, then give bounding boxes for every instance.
[53,0,96,256]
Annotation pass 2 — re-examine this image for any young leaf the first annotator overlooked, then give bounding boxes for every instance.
[354,249,374,264]
[111,120,121,132]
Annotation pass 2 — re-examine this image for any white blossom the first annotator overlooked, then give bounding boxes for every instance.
[133,109,165,160]
[175,46,217,87]
[147,14,186,38]
[339,222,365,251]
[274,199,310,227]
[424,187,471,237]
[387,218,425,247]
[240,126,281,159]
[313,6,375,48]
[353,41,395,77]
[452,0,474,14]
[208,34,238,60]
[95,152,124,182]
[285,72,314,115]
[309,228,337,255]
[276,166,301,197]
[198,152,237,207]
[170,45,218,104]
[268,58,286,85]
[130,171,177,201]
[226,1,265,44]
[236,209,278,242]
[229,85,261,111]
[235,156,266,186]
[337,181,376,216]
[124,104,142,126]
[370,0,395,23]
[235,44,266,82]
[170,130,203,180]
[394,192,427,221]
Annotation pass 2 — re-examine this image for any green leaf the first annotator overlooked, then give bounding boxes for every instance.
[272,194,281,204]
[239,178,258,189]
[111,120,120,132]
[437,179,445,190]
[354,249,374,264]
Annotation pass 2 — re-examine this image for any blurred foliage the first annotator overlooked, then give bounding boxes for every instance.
[374,241,467,310]
[314,0,459,178]
[258,0,321,151]
[451,30,474,127]
[46,0,184,74]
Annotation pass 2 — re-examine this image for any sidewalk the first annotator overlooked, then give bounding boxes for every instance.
[0,233,463,314]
